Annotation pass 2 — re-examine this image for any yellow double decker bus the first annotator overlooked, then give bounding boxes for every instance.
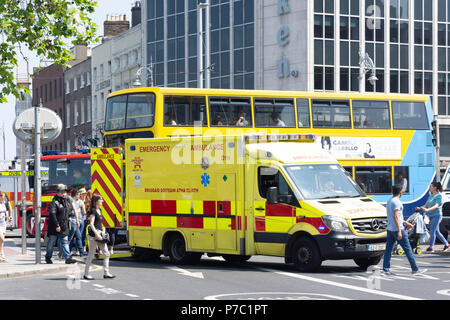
[103,87,435,217]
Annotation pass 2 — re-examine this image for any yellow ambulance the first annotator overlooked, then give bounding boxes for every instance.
[122,134,387,272]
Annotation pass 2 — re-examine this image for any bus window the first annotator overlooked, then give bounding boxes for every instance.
[126,94,155,129]
[352,100,390,129]
[343,166,353,178]
[105,93,155,131]
[355,167,392,194]
[209,97,252,127]
[296,98,311,128]
[392,101,429,129]
[311,100,351,128]
[254,98,295,128]
[394,166,409,193]
[105,95,127,130]
[164,96,207,126]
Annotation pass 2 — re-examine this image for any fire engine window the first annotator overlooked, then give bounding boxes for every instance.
[209,97,252,127]
[258,167,297,206]
[355,166,392,194]
[394,166,409,193]
[164,95,207,126]
[254,98,296,128]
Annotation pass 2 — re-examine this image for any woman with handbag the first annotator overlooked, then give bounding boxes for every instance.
[83,194,116,280]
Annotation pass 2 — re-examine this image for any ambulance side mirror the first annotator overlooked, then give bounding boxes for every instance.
[267,187,279,205]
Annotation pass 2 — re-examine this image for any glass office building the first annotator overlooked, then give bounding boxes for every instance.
[143,0,450,162]
[145,0,255,89]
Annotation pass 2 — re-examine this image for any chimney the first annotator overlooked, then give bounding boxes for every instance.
[103,14,130,41]
[131,1,142,27]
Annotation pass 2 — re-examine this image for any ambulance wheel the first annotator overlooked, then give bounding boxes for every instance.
[168,234,196,264]
[291,237,322,272]
[222,254,251,263]
[353,255,382,270]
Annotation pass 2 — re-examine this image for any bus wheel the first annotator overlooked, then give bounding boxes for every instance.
[168,234,190,264]
[222,254,251,263]
[353,255,382,270]
[291,237,322,272]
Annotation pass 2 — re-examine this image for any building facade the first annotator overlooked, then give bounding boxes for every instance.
[14,78,33,158]
[31,64,65,152]
[91,14,142,146]
[64,54,92,152]
[142,0,450,167]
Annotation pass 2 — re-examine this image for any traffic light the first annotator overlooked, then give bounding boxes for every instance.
[431,120,437,146]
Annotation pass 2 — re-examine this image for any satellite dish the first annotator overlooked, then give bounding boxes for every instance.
[13,107,62,144]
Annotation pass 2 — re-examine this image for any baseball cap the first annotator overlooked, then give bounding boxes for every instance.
[56,184,67,192]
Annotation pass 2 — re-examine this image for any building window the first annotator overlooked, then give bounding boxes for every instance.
[66,104,70,128]
[314,0,339,91]
[87,97,92,122]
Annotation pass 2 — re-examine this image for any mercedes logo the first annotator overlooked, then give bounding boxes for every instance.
[371,219,380,231]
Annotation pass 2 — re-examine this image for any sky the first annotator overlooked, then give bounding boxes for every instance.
[2,0,136,161]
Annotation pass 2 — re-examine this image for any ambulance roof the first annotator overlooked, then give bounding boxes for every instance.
[245,142,338,164]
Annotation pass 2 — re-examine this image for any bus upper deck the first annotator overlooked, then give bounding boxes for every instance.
[102,87,435,216]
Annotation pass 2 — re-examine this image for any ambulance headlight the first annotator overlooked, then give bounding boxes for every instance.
[322,216,350,233]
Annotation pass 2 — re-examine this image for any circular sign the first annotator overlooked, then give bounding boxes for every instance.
[13,107,62,143]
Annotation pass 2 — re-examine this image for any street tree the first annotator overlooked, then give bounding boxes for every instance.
[0,0,98,102]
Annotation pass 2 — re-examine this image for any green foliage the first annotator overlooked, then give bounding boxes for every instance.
[0,0,99,102]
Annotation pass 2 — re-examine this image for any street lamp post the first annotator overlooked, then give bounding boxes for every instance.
[133,61,154,87]
[197,1,210,89]
[358,47,378,93]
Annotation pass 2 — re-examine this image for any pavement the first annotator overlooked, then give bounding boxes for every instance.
[1,229,449,280]
[0,230,80,279]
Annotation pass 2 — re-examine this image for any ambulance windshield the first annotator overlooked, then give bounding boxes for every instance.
[285,164,365,200]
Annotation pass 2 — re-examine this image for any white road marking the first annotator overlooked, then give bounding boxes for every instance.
[257,267,423,300]
[166,266,204,279]
[125,293,140,298]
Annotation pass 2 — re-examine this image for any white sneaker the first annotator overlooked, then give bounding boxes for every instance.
[382,270,397,276]
[412,268,427,275]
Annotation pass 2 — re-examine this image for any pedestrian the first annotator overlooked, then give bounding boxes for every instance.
[84,194,115,280]
[68,188,87,256]
[0,191,13,262]
[83,189,93,253]
[79,188,88,252]
[45,184,77,264]
[418,182,450,253]
[382,184,427,276]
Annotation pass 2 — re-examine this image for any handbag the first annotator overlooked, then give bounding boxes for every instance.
[98,230,110,244]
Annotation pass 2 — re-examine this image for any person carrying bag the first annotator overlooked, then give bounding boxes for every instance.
[83,194,115,280]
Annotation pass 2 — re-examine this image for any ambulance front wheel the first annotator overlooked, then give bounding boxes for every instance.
[291,237,322,272]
